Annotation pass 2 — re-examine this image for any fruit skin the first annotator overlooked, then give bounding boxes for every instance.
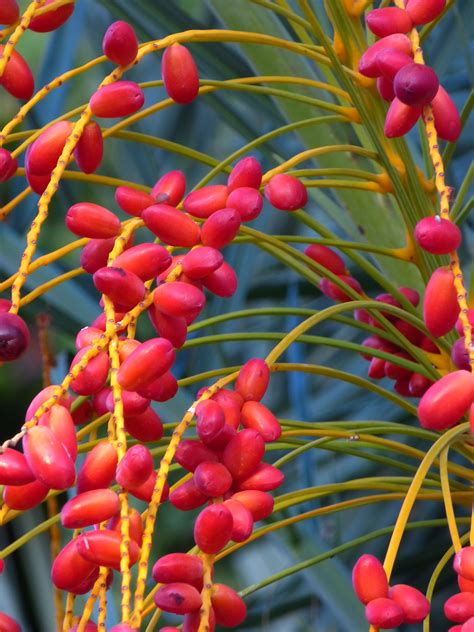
[66,202,121,239]
[93,267,145,310]
[240,401,282,442]
[154,282,206,322]
[211,583,247,627]
[23,425,75,490]
[264,174,307,211]
[221,429,265,480]
[0,612,21,632]
[417,370,474,430]
[0,45,35,99]
[114,243,172,281]
[223,498,254,542]
[74,121,103,174]
[154,582,202,615]
[61,489,120,528]
[90,81,144,118]
[76,529,139,570]
[77,441,118,493]
[202,262,238,298]
[235,463,284,492]
[226,187,263,222]
[365,597,405,628]
[0,148,18,182]
[162,44,199,104]
[384,98,422,138]
[377,76,395,102]
[169,477,209,511]
[118,338,175,392]
[0,448,35,486]
[124,406,164,442]
[201,208,241,249]
[231,490,274,521]
[0,0,19,26]
[115,186,156,217]
[304,244,347,275]
[227,157,262,191]
[29,0,74,32]
[352,554,389,604]
[194,504,234,554]
[183,185,229,219]
[366,7,413,37]
[116,444,154,488]
[69,346,110,396]
[358,34,412,78]
[182,247,224,279]
[406,0,446,25]
[431,85,462,142]
[389,584,430,623]
[103,21,138,66]
[142,204,200,247]
[455,548,474,581]
[414,216,461,254]
[175,439,218,472]
[27,121,74,175]
[3,478,49,510]
[51,537,99,593]
[445,592,474,623]
[0,312,30,361]
[393,63,439,107]
[151,170,186,206]
[320,275,362,302]
[376,48,414,80]
[152,553,203,588]
[194,461,233,497]
[423,267,459,337]
[236,358,270,402]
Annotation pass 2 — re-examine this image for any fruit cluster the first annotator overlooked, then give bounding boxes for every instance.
[444,546,474,629]
[352,554,430,628]
[359,0,461,140]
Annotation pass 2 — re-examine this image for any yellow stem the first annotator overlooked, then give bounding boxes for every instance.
[0,1,44,78]
[198,554,215,632]
[440,447,462,551]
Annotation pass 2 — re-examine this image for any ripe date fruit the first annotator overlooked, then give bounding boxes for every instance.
[29,0,74,32]
[0,312,30,361]
[236,358,270,402]
[0,45,34,100]
[61,489,120,528]
[162,44,199,104]
[194,504,234,554]
[393,63,439,107]
[142,204,200,247]
[423,267,459,337]
[152,553,203,588]
[352,555,389,604]
[264,174,307,211]
[417,370,474,430]
[221,429,265,480]
[77,441,118,493]
[0,448,35,486]
[384,98,422,138]
[74,121,103,174]
[118,338,175,391]
[0,1,19,26]
[211,583,247,627]
[90,81,144,118]
[103,21,138,66]
[366,7,413,37]
[66,202,121,239]
[414,216,462,254]
[154,582,202,615]
[23,425,75,490]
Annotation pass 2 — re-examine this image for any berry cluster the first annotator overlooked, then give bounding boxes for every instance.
[443,546,474,629]
[352,554,430,628]
[359,0,461,140]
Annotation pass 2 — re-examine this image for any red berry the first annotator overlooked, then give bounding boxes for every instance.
[52,538,99,593]
[195,399,225,444]
[366,7,413,37]
[148,307,188,348]
[304,244,346,275]
[384,98,422,138]
[106,389,149,417]
[235,463,284,492]
[77,441,118,493]
[40,404,77,461]
[74,121,103,174]
[142,204,200,247]
[183,185,229,219]
[445,592,474,623]
[227,186,263,221]
[136,371,178,402]
[0,448,35,486]
[27,121,73,175]
[240,401,281,442]
[394,63,439,107]
[377,76,395,101]
[66,202,121,239]
[103,21,138,66]
[0,0,19,25]
[201,208,241,249]
[194,461,233,497]
[0,613,21,632]
[389,584,430,623]
[154,282,206,322]
[61,489,119,528]
[202,261,238,298]
[431,85,461,142]
[455,548,474,581]
[115,185,155,217]
[169,478,208,511]
[211,583,247,627]
[69,346,110,395]
[175,439,218,472]
[365,597,405,628]
[154,583,202,615]
[90,81,144,118]
[124,406,164,443]
[0,45,34,99]
[221,429,265,480]
[116,444,154,489]
[228,157,262,191]
[29,0,74,32]
[151,170,186,206]
[118,338,175,392]
[93,266,145,310]
[376,48,414,80]
[320,275,362,302]
[182,247,224,279]
[223,498,254,542]
[418,370,474,430]
[265,174,307,211]
[236,358,270,402]
[409,373,433,397]
[152,553,203,588]
[352,554,388,604]
[23,425,75,490]
[0,148,18,182]
[423,267,459,337]
[211,389,243,429]
[108,508,143,546]
[194,504,234,554]
[77,529,139,570]
[3,478,49,511]
[406,0,446,25]
[162,44,199,104]
[358,34,412,78]
[0,312,30,361]
[231,490,274,521]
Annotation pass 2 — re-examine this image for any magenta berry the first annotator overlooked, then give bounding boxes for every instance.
[414,216,461,254]
[393,63,439,107]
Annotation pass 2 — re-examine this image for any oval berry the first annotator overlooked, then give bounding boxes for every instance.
[183,185,229,219]
[90,81,144,118]
[152,553,203,587]
[415,216,461,254]
[384,98,422,137]
[74,121,103,174]
[366,7,413,37]
[77,441,118,493]
[154,582,202,615]
[154,282,205,322]
[406,0,446,24]
[394,63,439,107]
[77,530,139,570]
[103,21,138,66]
[358,34,412,78]
[223,498,254,542]
[151,170,186,206]
[423,267,459,337]
[194,504,234,554]
[365,597,405,628]
[93,267,145,310]
[0,148,18,182]
[162,44,199,104]
[27,121,73,175]
[0,312,30,361]
[69,346,110,396]
[221,429,265,480]
[201,208,241,249]
[61,489,119,528]
[3,478,49,511]
[23,425,75,490]
[0,0,19,25]
[389,584,430,624]
[66,202,121,239]
[194,461,233,497]
[116,444,154,489]
[211,583,247,627]
[228,156,262,191]
[418,370,474,430]
[124,406,164,443]
[0,45,34,99]
[29,0,74,32]
[227,186,263,221]
[236,358,270,402]
[231,490,274,521]
[118,338,175,391]
[265,174,307,211]
[235,463,284,491]
[142,204,200,247]
[0,448,35,486]
[431,85,461,142]
[240,401,281,442]
[182,247,223,279]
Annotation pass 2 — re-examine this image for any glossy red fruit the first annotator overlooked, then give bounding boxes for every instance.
[175,439,218,472]
[182,247,223,279]
[77,441,118,493]
[154,282,205,322]
[462,619,474,631]
[169,478,208,511]
[154,582,202,615]
[106,389,150,417]
[196,399,225,444]
[3,478,49,510]
[304,244,346,274]
[77,530,139,570]
[211,389,243,429]
[365,597,404,628]
[27,121,73,175]
[366,7,413,37]
[115,186,155,216]
[151,170,186,206]
[201,208,241,249]
[368,357,386,379]
[118,338,175,391]
[202,261,238,298]
[137,371,178,402]
[108,626,137,632]
[384,98,422,137]
[265,174,307,211]
[228,157,262,191]
[431,85,462,142]
[194,504,234,554]
[455,548,474,581]
[103,21,138,66]
[236,359,270,402]
[80,238,117,274]
[0,148,18,182]
[221,429,265,480]
[423,267,459,337]
[194,461,233,497]
[389,584,430,623]
[0,312,30,361]
[360,35,412,78]
[142,204,200,247]
[23,426,75,490]
[418,370,474,430]
[124,406,164,442]
[320,275,362,302]
[127,470,161,503]
[51,538,98,593]
[240,401,281,442]
[211,583,247,627]
[66,202,121,238]
[409,373,433,397]
[231,490,274,521]
[376,48,414,81]
[61,489,119,528]
[0,612,21,632]
[223,498,254,542]
[114,243,172,281]
[445,593,474,622]
[40,404,77,461]
[0,46,34,99]
[93,266,145,309]
[205,424,237,451]
[227,186,263,222]
[69,346,110,395]
[29,0,74,31]
[116,444,154,488]
[406,0,446,24]
[0,0,19,25]
[183,611,216,632]
[0,448,35,486]
[90,81,144,118]
[74,121,103,174]
[27,386,66,421]
[183,185,229,219]
[394,63,439,107]
[162,44,199,104]
[152,553,203,587]
[459,576,474,593]
[352,554,388,604]
[108,507,143,546]
[236,463,284,491]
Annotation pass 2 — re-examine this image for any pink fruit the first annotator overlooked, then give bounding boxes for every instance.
[183,185,229,219]
[417,370,474,430]
[29,0,74,32]
[264,174,307,211]
[118,338,175,391]
[393,63,439,107]
[0,448,35,486]
[211,583,247,627]
[365,597,405,628]
[154,583,202,615]
[0,612,21,632]
[162,44,199,104]
[90,81,144,118]
[221,429,265,480]
[228,157,262,191]
[77,530,139,570]
[352,554,388,604]
[455,547,474,581]
[3,479,49,510]
[231,490,274,521]
[376,48,414,80]
[27,121,73,175]
[61,489,119,528]
[0,45,34,99]
[103,21,138,66]
[227,186,263,221]
[0,312,30,361]
[235,463,284,492]
[358,34,412,78]
[445,592,474,623]
[66,202,121,239]
[414,216,461,254]
[366,7,413,37]
[74,121,103,174]
[194,461,233,497]
[0,0,19,25]
[77,441,118,493]
[142,204,200,247]
[384,98,422,137]
[431,85,462,142]
[240,401,281,442]
[152,553,203,588]
[406,0,446,25]
[194,504,234,554]
[223,498,254,542]
[201,208,241,249]
[23,426,75,490]
[151,170,186,206]
[389,584,430,623]
[423,267,459,337]
[304,244,346,274]
[0,148,18,182]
